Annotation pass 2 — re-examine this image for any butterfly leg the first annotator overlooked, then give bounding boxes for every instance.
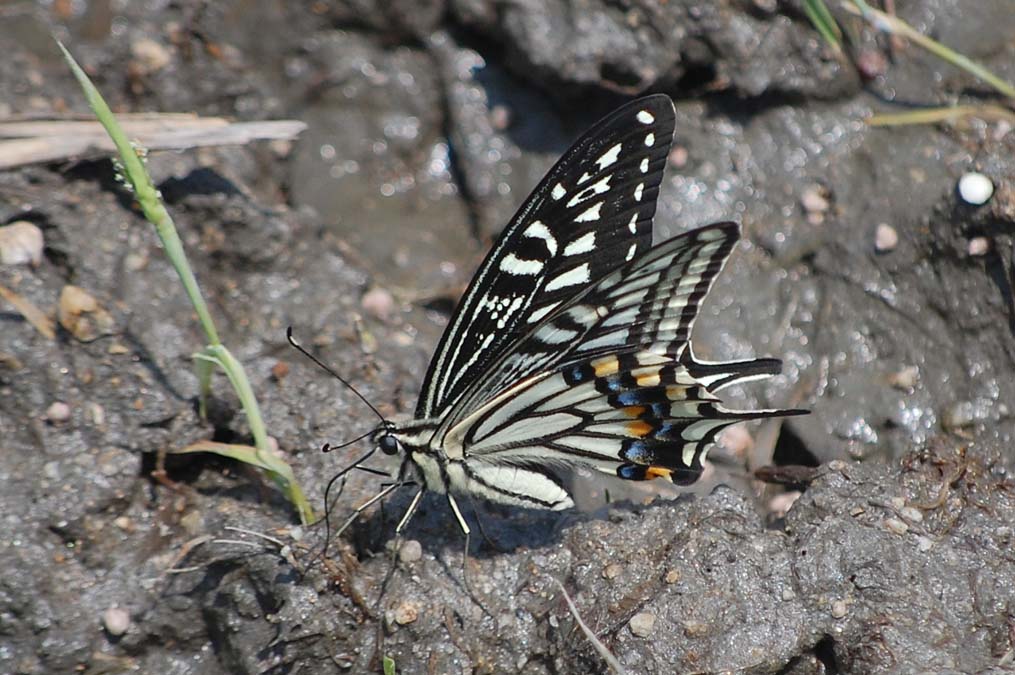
[333,481,404,539]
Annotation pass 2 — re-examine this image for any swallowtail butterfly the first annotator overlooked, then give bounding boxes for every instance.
[329,95,803,539]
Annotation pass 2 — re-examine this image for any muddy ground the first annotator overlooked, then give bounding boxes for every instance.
[2,1,1015,673]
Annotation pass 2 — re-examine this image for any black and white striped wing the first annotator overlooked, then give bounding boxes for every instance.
[444,347,794,511]
[441,223,742,424]
[436,224,803,508]
[416,95,676,419]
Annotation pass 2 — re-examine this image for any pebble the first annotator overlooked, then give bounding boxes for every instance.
[968,236,990,256]
[664,569,680,584]
[888,365,919,391]
[831,599,847,619]
[393,601,419,625]
[131,38,171,73]
[884,517,909,535]
[899,506,923,523]
[398,539,422,564]
[628,612,656,637]
[957,172,994,205]
[874,223,898,252]
[0,221,44,266]
[271,361,290,381]
[102,606,131,636]
[45,401,71,424]
[58,285,115,341]
[768,491,802,518]
[361,286,395,321]
[800,185,830,224]
[602,562,622,580]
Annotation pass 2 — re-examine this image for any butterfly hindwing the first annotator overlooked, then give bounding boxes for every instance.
[445,348,794,507]
[416,95,677,418]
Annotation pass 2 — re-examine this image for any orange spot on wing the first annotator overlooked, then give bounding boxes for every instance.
[592,356,619,377]
[622,405,646,418]
[636,372,661,386]
[626,420,653,437]
[646,466,672,481]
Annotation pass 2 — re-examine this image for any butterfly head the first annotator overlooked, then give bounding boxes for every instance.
[373,423,402,456]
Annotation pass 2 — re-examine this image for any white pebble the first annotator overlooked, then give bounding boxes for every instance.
[102,606,131,636]
[831,599,847,619]
[968,236,989,256]
[629,611,656,637]
[958,172,994,205]
[0,221,44,266]
[398,539,422,564]
[874,223,898,252]
[884,517,909,535]
[45,401,71,423]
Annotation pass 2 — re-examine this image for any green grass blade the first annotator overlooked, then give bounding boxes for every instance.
[57,41,222,346]
[845,1,1015,100]
[60,41,314,525]
[803,0,843,51]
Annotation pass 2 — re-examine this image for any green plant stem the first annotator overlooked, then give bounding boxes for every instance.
[58,41,222,346]
[844,0,1015,100]
[59,41,314,524]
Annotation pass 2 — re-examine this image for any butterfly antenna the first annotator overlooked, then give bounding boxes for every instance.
[286,326,388,424]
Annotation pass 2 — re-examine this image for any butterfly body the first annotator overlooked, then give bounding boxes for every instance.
[359,95,804,534]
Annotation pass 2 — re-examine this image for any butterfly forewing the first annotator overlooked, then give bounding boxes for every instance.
[440,223,741,426]
[416,95,677,419]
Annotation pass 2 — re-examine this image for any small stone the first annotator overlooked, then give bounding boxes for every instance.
[113,517,134,532]
[628,612,656,637]
[398,539,422,564]
[58,285,115,342]
[767,490,802,517]
[131,38,171,73]
[800,185,830,223]
[884,517,909,535]
[899,506,923,523]
[89,403,105,427]
[45,401,71,424]
[664,569,680,584]
[828,460,847,472]
[0,221,44,266]
[124,251,149,271]
[102,606,131,636]
[957,172,994,205]
[874,223,898,252]
[107,343,129,355]
[271,361,289,381]
[602,563,622,580]
[781,588,796,601]
[682,619,708,637]
[668,146,688,169]
[830,599,847,619]
[361,286,395,321]
[888,365,919,391]
[856,48,889,80]
[916,536,933,552]
[968,236,990,256]
[393,601,419,625]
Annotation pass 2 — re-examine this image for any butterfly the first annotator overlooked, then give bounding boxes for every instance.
[312,94,804,542]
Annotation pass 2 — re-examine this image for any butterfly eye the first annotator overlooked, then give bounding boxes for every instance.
[378,434,400,456]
